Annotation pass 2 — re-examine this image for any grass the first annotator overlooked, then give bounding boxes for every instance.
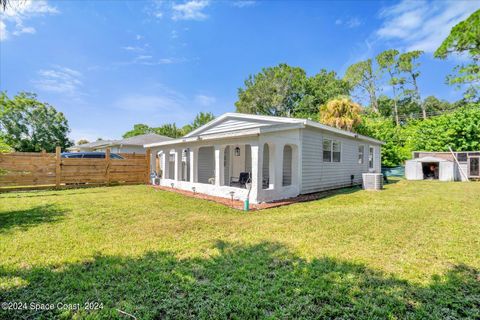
[0,179,479,319]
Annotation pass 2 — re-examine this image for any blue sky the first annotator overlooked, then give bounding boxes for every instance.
[1,0,478,142]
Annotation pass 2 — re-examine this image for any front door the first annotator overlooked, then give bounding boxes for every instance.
[469,157,480,178]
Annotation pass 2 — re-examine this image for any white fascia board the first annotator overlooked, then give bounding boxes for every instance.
[144,128,262,148]
[304,120,384,145]
[144,123,304,148]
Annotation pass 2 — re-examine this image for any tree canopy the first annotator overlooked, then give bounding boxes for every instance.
[434,10,480,100]
[235,64,307,117]
[0,92,72,152]
[235,64,349,119]
[343,59,379,113]
[191,112,215,130]
[76,139,90,145]
[121,112,216,139]
[123,124,154,138]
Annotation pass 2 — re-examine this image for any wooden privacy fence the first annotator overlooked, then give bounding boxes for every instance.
[0,147,151,190]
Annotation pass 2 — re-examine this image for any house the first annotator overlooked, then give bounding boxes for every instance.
[145,113,383,204]
[405,151,480,181]
[68,133,172,154]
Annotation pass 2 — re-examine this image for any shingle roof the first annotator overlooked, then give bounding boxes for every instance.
[113,133,172,146]
[72,140,116,148]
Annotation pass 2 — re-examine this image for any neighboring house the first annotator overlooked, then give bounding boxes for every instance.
[405,151,480,181]
[145,113,383,204]
[67,140,116,153]
[68,133,172,154]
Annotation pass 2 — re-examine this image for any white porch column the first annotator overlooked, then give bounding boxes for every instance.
[160,150,168,179]
[250,143,262,203]
[274,143,284,189]
[214,145,225,186]
[174,148,183,181]
[189,147,198,183]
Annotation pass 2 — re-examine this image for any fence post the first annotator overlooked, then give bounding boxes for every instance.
[105,148,111,186]
[55,146,61,189]
[145,148,151,185]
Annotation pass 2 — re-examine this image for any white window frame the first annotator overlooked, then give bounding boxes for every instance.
[369,146,375,171]
[323,139,341,163]
[358,145,365,164]
[332,141,341,163]
[323,139,332,162]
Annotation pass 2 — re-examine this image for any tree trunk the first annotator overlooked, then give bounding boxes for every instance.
[368,86,379,113]
[393,99,400,126]
[413,76,426,119]
[392,86,400,126]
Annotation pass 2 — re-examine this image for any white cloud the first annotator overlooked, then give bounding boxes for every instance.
[0,21,7,41]
[346,17,362,28]
[0,0,58,41]
[376,0,478,52]
[172,0,210,21]
[12,25,36,35]
[232,1,256,8]
[33,66,83,95]
[194,94,216,106]
[136,55,153,60]
[335,17,362,28]
[122,45,144,52]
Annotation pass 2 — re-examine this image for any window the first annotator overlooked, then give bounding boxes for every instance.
[323,139,341,162]
[332,141,341,162]
[457,153,467,162]
[323,139,332,162]
[369,146,375,169]
[358,145,365,164]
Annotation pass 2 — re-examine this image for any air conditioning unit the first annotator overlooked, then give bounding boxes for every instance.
[362,173,383,190]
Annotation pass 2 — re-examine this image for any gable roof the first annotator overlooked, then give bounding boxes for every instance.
[70,134,172,151]
[68,140,116,150]
[145,113,383,147]
[112,133,172,146]
[184,113,304,138]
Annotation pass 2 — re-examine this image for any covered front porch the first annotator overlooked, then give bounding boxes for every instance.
[152,135,300,204]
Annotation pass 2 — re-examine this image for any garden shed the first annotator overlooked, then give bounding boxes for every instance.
[405,156,457,181]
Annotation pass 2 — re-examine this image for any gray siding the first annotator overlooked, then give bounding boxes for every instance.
[245,145,252,173]
[301,128,381,194]
[198,146,215,184]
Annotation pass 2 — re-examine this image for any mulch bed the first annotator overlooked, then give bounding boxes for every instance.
[150,185,360,211]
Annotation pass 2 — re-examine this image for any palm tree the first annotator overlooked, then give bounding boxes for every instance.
[319,98,363,132]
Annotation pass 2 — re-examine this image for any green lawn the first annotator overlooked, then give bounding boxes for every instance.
[0,179,479,319]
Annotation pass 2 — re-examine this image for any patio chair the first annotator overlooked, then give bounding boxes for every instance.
[230,172,251,188]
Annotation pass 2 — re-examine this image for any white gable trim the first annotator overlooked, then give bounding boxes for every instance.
[144,123,304,148]
[183,113,304,138]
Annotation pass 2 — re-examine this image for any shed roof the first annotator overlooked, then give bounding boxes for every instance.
[409,156,452,163]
